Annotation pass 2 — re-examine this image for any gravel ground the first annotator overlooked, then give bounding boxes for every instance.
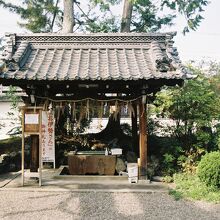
[0,191,219,220]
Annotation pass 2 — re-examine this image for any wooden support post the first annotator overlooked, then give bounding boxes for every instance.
[131,102,139,156]
[30,135,39,172]
[39,110,42,186]
[21,109,25,186]
[139,100,147,178]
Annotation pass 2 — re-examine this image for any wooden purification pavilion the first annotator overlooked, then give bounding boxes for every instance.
[0,32,191,182]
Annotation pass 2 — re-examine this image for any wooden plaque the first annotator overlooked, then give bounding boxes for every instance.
[24,110,40,133]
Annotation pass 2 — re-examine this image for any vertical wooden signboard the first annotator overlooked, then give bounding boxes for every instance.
[41,111,55,168]
[21,106,43,186]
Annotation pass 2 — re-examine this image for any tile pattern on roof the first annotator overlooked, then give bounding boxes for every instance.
[0,32,192,81]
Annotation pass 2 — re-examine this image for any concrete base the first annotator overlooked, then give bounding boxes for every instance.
[138,179,151,184]
[0,168,170,193]
[138,175,151,183]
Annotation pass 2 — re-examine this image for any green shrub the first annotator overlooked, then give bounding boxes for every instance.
[173,173,220,203]
[197,151,220,188]
[162,153,176,176]
[162,175,173,183]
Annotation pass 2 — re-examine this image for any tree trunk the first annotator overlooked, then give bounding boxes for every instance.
[50,0,60,32]
[61,0,75,33]
[121,0,133,32]
[102,0,134,137]
[98,113,123,139]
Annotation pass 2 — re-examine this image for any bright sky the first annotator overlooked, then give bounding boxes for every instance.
[0,0,219,62]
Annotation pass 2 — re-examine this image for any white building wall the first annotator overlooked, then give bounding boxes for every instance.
[0,101,23,136]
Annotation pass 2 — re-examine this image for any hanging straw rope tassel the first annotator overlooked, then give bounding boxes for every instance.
[91,100,95,117]
[86,99,90,120]
[141,95,147,117]
[124,101,129,115]
[57,102,62,123]
[61,102,65,115]
[98,101,104,129]
[77,101,85,128]
[43,98,49,111]
[103,102,108,115]
[72,102,76,121]
[113,100,120,121]
[128,101,135,118]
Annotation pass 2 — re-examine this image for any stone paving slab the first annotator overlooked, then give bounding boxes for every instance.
[0,172,21,188]
[0,169,170,193]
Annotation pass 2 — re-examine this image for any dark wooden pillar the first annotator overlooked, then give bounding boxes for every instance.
[30,135,39,172]
[139,100,147,178]
[131,102,139,156]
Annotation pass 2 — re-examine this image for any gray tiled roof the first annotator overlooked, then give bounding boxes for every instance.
[0,32,191,81]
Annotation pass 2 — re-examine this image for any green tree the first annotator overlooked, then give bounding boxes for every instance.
[155,66,220,150]
[160,0,209,34]
[0,0,61,32]
[81,0,209,34]
[6,86,20,111]
[152,64,220,173]
[0,0,209,33]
